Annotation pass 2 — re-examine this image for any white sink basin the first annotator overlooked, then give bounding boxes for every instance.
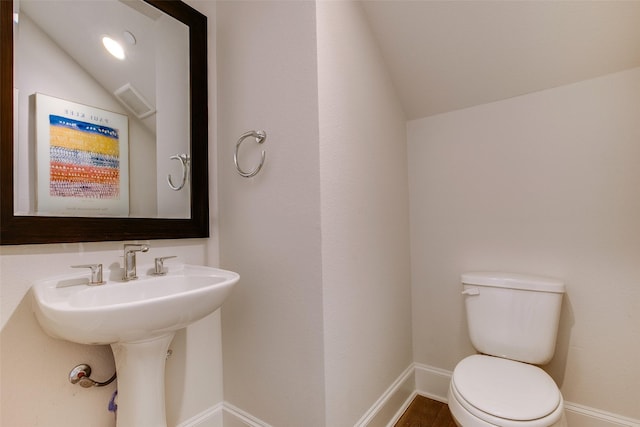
[32,264,239,344]
[32,263,239,427]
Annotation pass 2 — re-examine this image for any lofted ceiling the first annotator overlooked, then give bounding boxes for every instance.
[361,0,640,119]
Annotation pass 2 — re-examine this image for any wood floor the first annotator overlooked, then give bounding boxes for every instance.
[394,395,457,427]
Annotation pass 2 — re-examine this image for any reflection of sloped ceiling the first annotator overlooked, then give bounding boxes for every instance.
[362,1,640,119]
[20,0,160,131]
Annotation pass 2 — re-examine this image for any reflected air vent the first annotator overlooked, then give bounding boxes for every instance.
[114,83,156,119]
[118,0,163,21]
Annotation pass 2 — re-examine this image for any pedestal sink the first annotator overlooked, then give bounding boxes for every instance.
[32,264,239,427]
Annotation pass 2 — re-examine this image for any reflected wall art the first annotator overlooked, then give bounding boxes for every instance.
[35,93,129,216]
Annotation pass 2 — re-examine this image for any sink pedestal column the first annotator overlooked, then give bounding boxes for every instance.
[111,332,175,427]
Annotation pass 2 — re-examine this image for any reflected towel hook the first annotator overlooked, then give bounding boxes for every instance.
[167,154,190,191]
[234,130,266,178]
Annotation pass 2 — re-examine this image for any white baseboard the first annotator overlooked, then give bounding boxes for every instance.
[221,401,273,427]
[174,401,273,427]
[177,365,640,427]
[563,402,640,427]
[176,402,223,427]
[413,363,452,403]
[354,364,416,427]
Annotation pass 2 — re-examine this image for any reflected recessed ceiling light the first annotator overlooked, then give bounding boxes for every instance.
[102,36,125,60]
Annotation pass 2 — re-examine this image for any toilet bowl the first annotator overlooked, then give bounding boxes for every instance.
[448,272,568,427]
[447,355,567,427]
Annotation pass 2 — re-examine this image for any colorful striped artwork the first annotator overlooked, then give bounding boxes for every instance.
[48,115,120,199]
[35,93,129,216]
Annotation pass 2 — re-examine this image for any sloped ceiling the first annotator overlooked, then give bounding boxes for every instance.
[361,0,640,119]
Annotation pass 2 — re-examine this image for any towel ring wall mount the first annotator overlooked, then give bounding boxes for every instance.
[234,130,266,178]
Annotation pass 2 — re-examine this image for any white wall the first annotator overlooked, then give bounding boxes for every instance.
[216,1,327,426]
[407,67,640,420]
[1,2,223,426]
[0,240,223,426]
[316,2,413,425]
[8,1,639,426]
[217,1,413,426]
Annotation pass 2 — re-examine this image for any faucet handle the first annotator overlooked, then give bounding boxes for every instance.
[71,264,105,286]
[124,243,150,253]
[153,256,177,276]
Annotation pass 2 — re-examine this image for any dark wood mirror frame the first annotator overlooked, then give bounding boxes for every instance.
[0,0,209,245]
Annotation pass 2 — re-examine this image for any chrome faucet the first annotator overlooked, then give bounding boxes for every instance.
[123,244,149,281]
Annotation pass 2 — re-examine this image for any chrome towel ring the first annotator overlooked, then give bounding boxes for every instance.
[167,154,190,191]
[235,130,266,178]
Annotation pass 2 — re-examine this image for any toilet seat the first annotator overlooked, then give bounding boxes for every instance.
[450,355,564,427]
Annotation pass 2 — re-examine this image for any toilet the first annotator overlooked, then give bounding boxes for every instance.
[448,272,568,427]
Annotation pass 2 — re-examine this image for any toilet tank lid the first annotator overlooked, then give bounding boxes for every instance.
[461,272,565,293]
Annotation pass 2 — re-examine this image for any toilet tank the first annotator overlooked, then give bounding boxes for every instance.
[461,272,565,365]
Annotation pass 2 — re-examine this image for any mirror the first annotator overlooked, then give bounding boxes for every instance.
[0,0,209,244]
